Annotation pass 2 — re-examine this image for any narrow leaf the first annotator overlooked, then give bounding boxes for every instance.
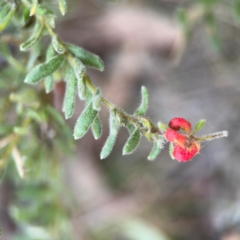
[63,67,77,119]
[193,119,206,134]
[74,102,97,139]
[100,111,120,159]
[20,20,43,51]
[30,0,38,16]
[66,43,104,71]
[52,36,65,54]
[134,86,148,116]
[91,116,102,139]
[92,88,102,111]
[123,129,141,155]
[148,141,161,161]
[24,55,64,84]
[44,44,56,93]
[72,58,86,100]
[127,124,135,134]
[0,3,16,32]
[12,147,25,178]
[58,0,67,15]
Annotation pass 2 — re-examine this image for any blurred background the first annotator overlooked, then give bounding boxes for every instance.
[1,0,240,239]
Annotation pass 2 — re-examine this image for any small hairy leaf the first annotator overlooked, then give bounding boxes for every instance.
[63,67,77,119]
[52,36,65,54]
[74,102,97,139]
[92,88,102,111]
[20,20,43,51]
[134,86,148,116]
[123,129,141,155]
[100,110,120,159]
[66,43,104,71]
[0,3,16,32]
[193,119,206,134]
[58,0,67,15]
[148,141,161,161]
[44,45,56,93]
[127,124,135,134]
[72,58,86,100]
[91,116,102,139]
[24,55,64,84]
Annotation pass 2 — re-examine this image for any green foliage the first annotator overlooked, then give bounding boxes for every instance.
[123,128,141,155]
[134,86,148,116]
[100,110,120,159]
[24,55,64,84]
[73,102,98,139]
[63,66,77,119]
[148,141,162,161]
[20,19,43,51]
[91,116,102,140]
[0,0,230,238]
[66,43,104,71]
[193,119,206,134]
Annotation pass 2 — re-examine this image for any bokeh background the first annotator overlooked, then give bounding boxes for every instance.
[1,0,240,239]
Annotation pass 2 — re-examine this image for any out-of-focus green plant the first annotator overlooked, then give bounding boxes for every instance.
[0,0,230,238]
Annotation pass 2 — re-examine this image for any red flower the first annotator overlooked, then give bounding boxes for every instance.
[165,129,187,147]
[168,117,191,134]
[172,140,200,162]
[164,118,200,162]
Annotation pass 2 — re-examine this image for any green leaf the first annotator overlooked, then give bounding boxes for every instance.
[30,0,38,16]
[13,126,29,135]
[63,67,77,119]
[24,55,64,84]
[20,20,44,51]
[134,86,149,116]
[91,116,102,139]
[193,119,206,134]
[92,88,102,111]
[66,43,104,71]
[72,58,86,100]
[0,3,16,32]
[74,102,98,139]
[100,110,120,159]
[123,129,141,155]
[58,0,67,15]
[44,45,56,93]
[127,124,135,134]
[35,6,53,16]
[148,141,161,161]
[52,36,65,54]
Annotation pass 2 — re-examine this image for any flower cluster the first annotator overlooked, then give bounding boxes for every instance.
[164,118,201,162]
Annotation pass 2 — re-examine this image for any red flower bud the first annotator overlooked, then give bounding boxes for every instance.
[165,129,187,147]
[169,117,191,134]
[172,140,200,162]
